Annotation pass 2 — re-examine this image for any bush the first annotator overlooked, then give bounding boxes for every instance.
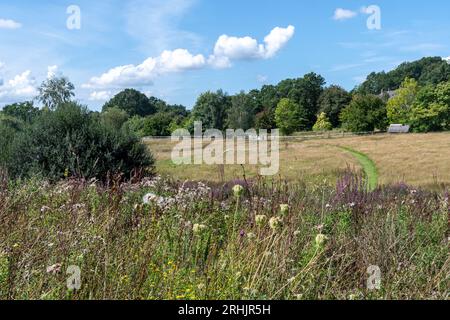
[0,115,23,168]
[7,103,154,181]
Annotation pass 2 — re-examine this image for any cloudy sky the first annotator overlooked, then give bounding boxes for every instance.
[0,0,449,109]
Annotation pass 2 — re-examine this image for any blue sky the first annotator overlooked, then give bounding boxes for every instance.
[0,0,449,110]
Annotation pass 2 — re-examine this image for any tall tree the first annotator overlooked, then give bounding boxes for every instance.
[275,98,308,135]
[227,91,257,130]
[386,78,419,124]
[411,82,450,132]
[280,73,326,129]
[191,90,231,130]
[103,89,156,117]
[340,94,387,132]
[318,85,351,127]
[37,77,75,110]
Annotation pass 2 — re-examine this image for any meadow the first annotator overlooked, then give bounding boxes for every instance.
[146,132,450,188]
[0,133,448,300]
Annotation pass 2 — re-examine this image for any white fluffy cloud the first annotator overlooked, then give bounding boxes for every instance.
[208,25,295,68]
[444,56,450,64]
[47,65,59,79]
[84,25,295,89]
[84,48,205,89]
[0,70,37,103]
[0,18,22,29]
[89,91,112,101]
[333,8,357,21]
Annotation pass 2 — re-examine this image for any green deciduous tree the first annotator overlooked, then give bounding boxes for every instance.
[103,89,156,117]
[313,112,332,131]
[227,91,256,130]
[37,76,75,110]
[340,94,387,132]
[410,82,450,132]
[2,101,40,123]
[191,90,231,130]
[356,57,450,95]
[275,98,308,135]
[318,85,351,127]
[386,78,419,124]
[255,108,276,130]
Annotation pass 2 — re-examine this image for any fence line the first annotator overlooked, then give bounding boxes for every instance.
[142,131,386,142]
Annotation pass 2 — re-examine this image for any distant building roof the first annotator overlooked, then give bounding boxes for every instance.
[379,89,397,99]
[388,124,410,133]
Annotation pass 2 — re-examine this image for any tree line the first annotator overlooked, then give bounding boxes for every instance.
[2,56,450,139]
[98,56,450,135]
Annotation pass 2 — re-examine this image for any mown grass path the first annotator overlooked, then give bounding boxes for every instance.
[338,146,379,191]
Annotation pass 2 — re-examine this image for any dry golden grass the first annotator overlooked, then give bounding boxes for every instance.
[144,132,450,187]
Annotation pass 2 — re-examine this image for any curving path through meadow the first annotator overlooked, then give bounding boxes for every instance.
[338,146,379,191]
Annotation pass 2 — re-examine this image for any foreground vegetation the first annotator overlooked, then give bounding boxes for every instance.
[0,171,448,300]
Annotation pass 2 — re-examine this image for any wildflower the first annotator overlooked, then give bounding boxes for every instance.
[46,263,62,274]
[255,215,267,227]
[247,232,256,240]
[279,204,289,216]
[40,206,51,214]
[269,216,282,231]
[287,277,296,284]
[325,204,332,209]
[293,230,301,237]
[349,202,356,208]
[197,283,206,290]
[193,224,207,235]
[315,224,324,232]
[240,230,246,238]
[315,233,328,248]
[143,192,158,204]
[233,184,244,198]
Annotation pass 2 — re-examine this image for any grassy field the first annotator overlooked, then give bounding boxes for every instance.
[145,132,450,189]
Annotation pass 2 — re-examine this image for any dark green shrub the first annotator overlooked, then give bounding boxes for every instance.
[8,103,154,181]
[0,115,23,168]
